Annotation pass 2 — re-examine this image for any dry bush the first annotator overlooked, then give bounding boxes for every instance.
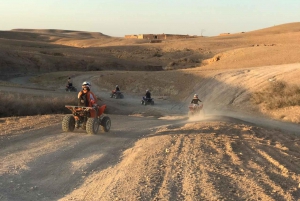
[252,81,300,109]
[0,92,77,117]
[40,51,64,56]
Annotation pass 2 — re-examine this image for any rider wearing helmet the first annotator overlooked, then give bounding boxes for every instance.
[115,85,120,92]
[67,77,73,87]
[76,81,102,127]
[78,81,98,107]
[191,94,202,104]
[145,89,151,99]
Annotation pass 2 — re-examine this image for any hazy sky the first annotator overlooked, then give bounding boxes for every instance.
[1,0,299,37]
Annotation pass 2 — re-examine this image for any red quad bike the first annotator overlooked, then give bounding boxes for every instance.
[188,103,204,117]
[62,105,111,134]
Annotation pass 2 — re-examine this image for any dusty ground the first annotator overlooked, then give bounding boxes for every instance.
[1,23,300,201]
[1,70,300,201]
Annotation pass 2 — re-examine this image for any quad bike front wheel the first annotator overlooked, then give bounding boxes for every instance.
[86,118,100,134]
[62,114,75,132]
[101,116,111,132]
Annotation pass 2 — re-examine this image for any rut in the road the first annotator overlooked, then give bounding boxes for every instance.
[61,121,300,201]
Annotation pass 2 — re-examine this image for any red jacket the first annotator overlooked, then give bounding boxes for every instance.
[78,91,97,106]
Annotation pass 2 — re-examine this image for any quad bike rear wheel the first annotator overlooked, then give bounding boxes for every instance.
[62,114,75,132]
[101,116,111,132]
[86,118,99,134]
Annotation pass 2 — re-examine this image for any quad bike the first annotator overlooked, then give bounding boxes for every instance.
[110,90,124,99]
[65,85,77,92]
[188,103,203,116]
[62,105,111,134]
[141,97,154,106]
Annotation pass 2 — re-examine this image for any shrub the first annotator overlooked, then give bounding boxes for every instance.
[251,81,300,109]
[39,51,64,56]
[0,92,77,117]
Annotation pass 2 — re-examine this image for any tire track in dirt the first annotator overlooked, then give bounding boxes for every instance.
[62,122,300,200]
[59,120,300,201]
[203,125,284,200]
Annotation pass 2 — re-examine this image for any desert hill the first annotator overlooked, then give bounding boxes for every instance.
[244,22,300,35]
[0,22,299,76]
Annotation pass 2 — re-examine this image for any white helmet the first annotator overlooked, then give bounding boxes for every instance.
[82,81,91,89]
[194,94,198,98]
[146,89,149,92]
[82,81,91,86]
[116,85,119,87]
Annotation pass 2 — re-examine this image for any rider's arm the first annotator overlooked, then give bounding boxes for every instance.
[78,91,82,99]
[89,93,97,105]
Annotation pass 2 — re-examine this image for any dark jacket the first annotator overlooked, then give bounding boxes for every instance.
[191,98,202,104]
[145,91,151,99]
[67,79,72,87]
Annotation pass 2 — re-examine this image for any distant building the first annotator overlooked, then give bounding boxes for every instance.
[124,35,138,39]
[219,33,230,36]
[125,34,197,40]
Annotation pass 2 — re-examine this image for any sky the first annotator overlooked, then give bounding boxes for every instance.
[1,0,299,37]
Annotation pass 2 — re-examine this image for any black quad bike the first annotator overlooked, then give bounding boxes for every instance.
[141,97,154,106]
[110,90,124,99]
[62,105,111,134]
[65,85,77,92]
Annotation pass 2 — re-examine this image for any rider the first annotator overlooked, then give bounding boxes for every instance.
[67,77,73,87]
[191,94,202,105]
[113,85,120,94]
[76,81,102,127]
[115,85,120,92]
[78,81,98,107]
[145,89,151,99]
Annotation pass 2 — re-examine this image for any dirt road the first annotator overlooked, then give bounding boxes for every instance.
[1,69,300,201]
